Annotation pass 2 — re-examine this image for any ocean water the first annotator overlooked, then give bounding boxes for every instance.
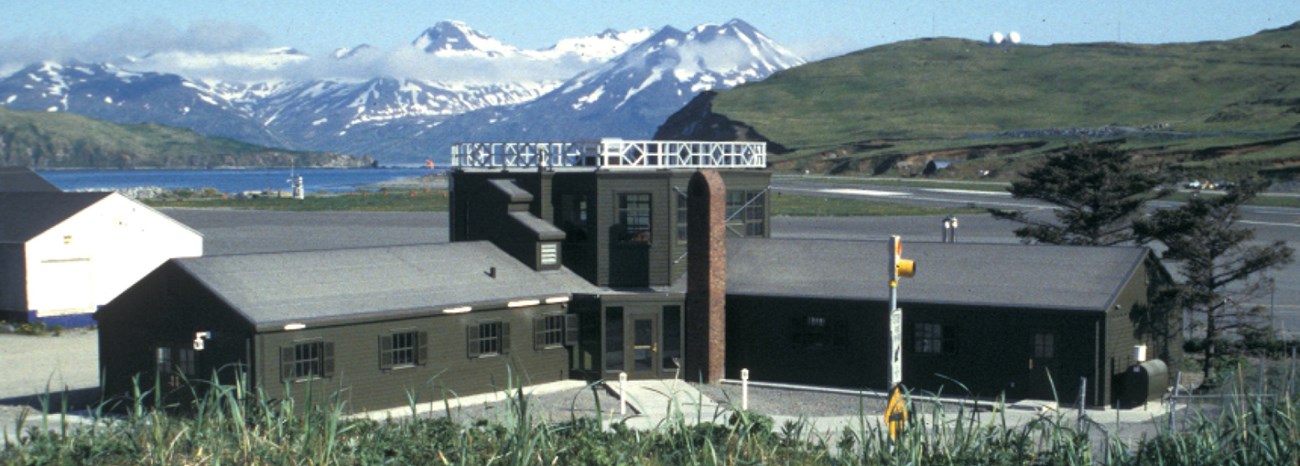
[37,167,433,194]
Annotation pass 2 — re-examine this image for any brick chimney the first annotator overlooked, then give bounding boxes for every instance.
[685,169,726,384]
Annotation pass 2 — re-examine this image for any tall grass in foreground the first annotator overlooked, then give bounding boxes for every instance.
[3,371,1299,465]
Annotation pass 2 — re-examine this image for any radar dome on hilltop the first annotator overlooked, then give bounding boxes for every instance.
[1008,31,1022,44]
[989,31,1005,44]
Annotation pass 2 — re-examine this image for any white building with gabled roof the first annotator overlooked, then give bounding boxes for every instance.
[0,191,202,326]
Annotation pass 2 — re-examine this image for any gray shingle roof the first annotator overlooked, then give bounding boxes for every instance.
[509,211,566,240]
[489,178,534,202]
[174,242,600,330]
[0,167,61,192]
[724,238,1147,312]
[0,192,112,243]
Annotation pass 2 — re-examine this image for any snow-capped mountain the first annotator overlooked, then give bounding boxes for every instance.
[558,19,802,112]
[393,19,805,157]
[413,20,518,57]
[0,62,282,146]
[546,28,658,61]
[0,19,801,164]
[410,20,654,63]
[242,78,561,156]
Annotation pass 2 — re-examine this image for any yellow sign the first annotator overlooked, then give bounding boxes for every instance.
[884,384,908,441]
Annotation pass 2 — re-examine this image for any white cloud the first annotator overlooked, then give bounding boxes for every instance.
[0,19,272,72]
[0,19,603,84]
[787,35,864,61]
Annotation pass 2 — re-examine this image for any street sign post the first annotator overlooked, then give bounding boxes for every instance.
[886,235,914,388]
[890,307,902,387]
[884,235,914,441]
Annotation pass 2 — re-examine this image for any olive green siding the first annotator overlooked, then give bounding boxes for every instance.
[1101,257,1183,407]
[596,173,673,287]
[255,304,570,412]
[99,263,573,413]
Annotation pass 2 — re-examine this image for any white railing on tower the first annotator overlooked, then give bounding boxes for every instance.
[451,139,766,169]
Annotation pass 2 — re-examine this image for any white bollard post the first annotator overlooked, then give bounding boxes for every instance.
[741,369,750,411]
[619,372,628,416]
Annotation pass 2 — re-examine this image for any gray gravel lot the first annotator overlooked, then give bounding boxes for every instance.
[0,330,101,444]
[696,384,887,418]
[0,331,99,401]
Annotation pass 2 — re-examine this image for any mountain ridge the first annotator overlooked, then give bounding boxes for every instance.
[656,22,1300,180]
[0,19,801,165]
[0,106,373,169]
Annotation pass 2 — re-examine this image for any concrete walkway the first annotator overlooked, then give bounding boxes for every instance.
[603,379,726,429]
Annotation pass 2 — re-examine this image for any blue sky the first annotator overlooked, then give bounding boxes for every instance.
[2,0,1298,71]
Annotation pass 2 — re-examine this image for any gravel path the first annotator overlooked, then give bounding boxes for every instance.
[415,382,624,425]
[696,384,888,418]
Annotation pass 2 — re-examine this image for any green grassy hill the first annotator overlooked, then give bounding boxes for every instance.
[666,22,1300,182]
[0,107,374,169]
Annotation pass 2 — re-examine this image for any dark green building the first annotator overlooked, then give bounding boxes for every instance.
[97,139,1179,410]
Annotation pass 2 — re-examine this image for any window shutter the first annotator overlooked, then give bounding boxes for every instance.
[379,334,394,369]
[322,342,335,378]
[467,325,480,358]
[534,316,546,350]
[418,331,429,366]
[281,346,295,380]
[501,322,511,355]
[565,314,579,347]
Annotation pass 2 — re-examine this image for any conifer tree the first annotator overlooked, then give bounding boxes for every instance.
[990,143,1165,246]
[1134,178,1294,385]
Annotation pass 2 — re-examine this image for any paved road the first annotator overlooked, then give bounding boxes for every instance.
[771,177,1300,335]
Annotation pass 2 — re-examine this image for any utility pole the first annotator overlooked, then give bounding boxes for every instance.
[887,235,916,388]
[885,235,916,441]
